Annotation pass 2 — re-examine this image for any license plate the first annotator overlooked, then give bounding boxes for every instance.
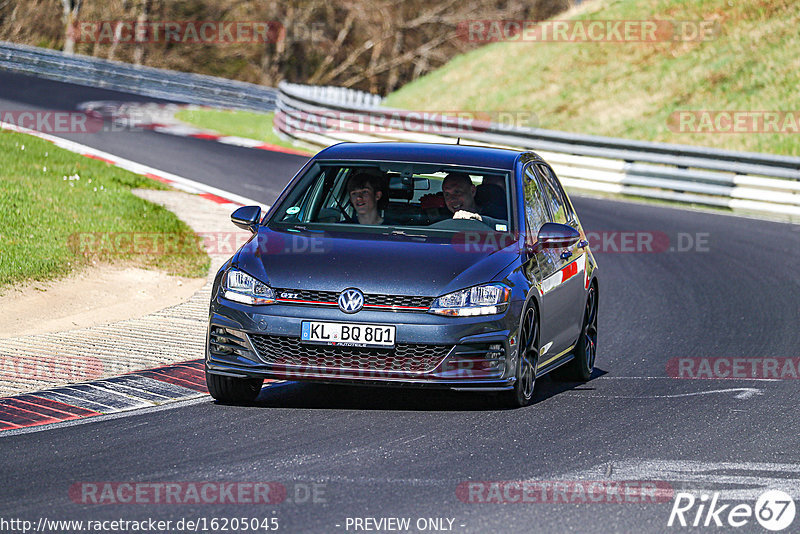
[300,321,396,348]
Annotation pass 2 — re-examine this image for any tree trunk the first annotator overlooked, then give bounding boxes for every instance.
[61,0,83,55]
[133,0,151,66]
[107,0,130,61]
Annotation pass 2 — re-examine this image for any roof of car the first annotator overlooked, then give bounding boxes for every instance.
[314,142,538,170]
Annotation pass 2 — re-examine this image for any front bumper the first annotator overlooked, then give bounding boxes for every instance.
[205,294,524,391]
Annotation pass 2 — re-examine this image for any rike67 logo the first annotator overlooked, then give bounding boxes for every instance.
[668,490,796,531]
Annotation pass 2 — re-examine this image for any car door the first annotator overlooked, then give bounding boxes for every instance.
[521,164,571,368]
[535,163,586,353]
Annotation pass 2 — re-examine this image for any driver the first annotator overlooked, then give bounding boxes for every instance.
[441,172,482,221]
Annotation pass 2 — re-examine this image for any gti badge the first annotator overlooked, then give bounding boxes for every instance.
[338,288,364,313]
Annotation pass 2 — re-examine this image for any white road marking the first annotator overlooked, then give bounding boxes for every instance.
[597,376,783,381]
[559,459,800,500]
[591,388,764,400]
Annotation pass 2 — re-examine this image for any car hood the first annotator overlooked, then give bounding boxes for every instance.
[234,226,518,297]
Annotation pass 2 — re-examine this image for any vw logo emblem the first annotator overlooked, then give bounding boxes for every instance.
[338,288,364,313]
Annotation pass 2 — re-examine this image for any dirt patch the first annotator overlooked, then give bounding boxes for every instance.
[0,264,205,338]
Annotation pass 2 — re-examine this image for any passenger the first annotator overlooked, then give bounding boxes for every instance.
[441,172,481,220]
[346,171,387,225]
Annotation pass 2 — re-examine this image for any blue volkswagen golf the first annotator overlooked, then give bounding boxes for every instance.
[205,142,598,407]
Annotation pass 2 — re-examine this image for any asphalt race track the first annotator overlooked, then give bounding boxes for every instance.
[2,71,799,533]
[0,70,307,203]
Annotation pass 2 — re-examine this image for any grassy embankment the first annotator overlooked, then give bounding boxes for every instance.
[0,130,209,289]
[386,0,800,156]
[174,108,310,153]
[174,0,799,158]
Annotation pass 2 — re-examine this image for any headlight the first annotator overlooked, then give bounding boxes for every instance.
[222,269,276,305]
[429,283,510,316]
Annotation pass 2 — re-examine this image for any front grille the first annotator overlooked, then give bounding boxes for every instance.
[276,289,338,303]
[274,288,433,311]
[366,294,432,308]
[249,334,451,374]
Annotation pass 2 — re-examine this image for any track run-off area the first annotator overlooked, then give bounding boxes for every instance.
[1,71,799,533]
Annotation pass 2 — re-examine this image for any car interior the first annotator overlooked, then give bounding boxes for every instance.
[275,164,511,231]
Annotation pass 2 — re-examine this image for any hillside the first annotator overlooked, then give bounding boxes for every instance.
[385,0,800,156]
[0,0,568,94]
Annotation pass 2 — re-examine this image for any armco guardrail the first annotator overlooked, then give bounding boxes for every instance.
[275,81,800,217]
[0,41,276,111]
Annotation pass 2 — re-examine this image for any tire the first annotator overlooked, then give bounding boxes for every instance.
[499,304,539,408]
[205,366,264,403]
[553,284,597,382]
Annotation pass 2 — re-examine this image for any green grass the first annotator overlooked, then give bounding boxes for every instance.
[0,130,209,288]
[175,109,311,153]
[385,0,800,156]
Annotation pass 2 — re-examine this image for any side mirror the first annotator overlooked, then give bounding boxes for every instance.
[536,222,580,249]
[231,205,262,233]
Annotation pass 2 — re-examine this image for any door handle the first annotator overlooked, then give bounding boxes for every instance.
[561,250,573,260]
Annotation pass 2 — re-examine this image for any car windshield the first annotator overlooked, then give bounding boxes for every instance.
[268,161,514,235]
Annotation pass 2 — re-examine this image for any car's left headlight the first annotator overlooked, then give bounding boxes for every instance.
[429,283,510,316]
[222,269,276,305]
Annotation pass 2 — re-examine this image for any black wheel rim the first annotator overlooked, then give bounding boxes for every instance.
[519,306,538,401]
[583,287,598,373]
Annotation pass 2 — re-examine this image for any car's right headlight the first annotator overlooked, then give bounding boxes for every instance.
[429,283,510,316]
[222,269,276,305]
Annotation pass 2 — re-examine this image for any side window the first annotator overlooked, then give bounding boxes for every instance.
[537,164,575,224]
[275,165,326,223]
[523,165,548,243]
[321,168,350,210]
